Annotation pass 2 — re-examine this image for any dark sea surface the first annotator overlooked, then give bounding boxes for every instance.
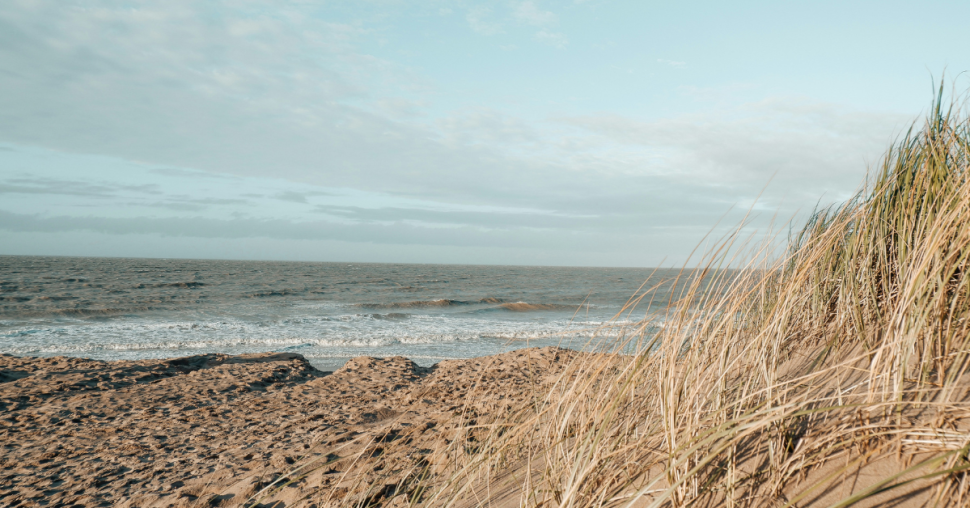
[0,256,683,370]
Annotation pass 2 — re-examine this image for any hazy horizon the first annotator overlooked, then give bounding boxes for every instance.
[0,252,670,270]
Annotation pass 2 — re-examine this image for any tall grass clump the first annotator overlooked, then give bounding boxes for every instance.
[392,87,970,508]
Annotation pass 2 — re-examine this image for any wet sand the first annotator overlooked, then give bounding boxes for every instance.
[0,347,575,507]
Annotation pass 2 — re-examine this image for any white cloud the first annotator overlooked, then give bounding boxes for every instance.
[514,1,558,26]
[374,97,427,119]
[437,108,541,148]
[658,58,687,68]
[466,6,503,35]
[535,30,568,48]
[558,98,909,211]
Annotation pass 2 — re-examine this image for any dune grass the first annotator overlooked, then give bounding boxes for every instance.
[252,86,970,507]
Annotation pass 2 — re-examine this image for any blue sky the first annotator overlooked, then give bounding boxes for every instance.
[1,1,968,266]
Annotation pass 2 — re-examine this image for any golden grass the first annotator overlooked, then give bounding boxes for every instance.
[256,85,970,507]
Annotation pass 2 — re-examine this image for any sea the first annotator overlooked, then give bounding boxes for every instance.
[0,256,683,371]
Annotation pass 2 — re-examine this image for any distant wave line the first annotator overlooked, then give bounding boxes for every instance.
[356,298,587,312]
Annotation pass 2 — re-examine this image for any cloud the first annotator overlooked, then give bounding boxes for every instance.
[0,180,114,197]
[314,205,596,230]
[558,97,909,211]
[138,197,253,212]
[437,108,542,147]
[534,30,568,48]
[657,59,686,68]
[374,97,426,119]
[274,190,336,203]
[514,2,558,26]
[0,177,159,197]
[466,6,503,35]
[150,168,239,179]
[139,202,208,212]
[276,191,308,204]
[677,83,759,102]
[0,209,614,251]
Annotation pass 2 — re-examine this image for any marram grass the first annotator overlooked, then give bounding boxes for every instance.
[260,87,970,507]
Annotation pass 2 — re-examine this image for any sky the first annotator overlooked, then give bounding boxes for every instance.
[1,1,968,267]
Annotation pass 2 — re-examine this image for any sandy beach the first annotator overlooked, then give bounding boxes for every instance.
[1,348,576,507]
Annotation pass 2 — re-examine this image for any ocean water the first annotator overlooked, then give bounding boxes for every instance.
[0,256,682,370]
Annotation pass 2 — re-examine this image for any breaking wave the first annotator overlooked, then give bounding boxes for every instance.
[357,299,469,309]
[357,298,580,312]
[496,302,577,312]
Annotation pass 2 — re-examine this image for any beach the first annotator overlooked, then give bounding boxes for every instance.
[5,344,964,508]
[0,347,576,507]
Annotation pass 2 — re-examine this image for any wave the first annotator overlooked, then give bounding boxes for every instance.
[357,299,471,309]
[367,312,410,320]
[0,305,168,319]
[158,281,205,289]
[47,307,149,317]
[245,289,302,298]
[303,353,465,361]
[0,295,79,303]
[130,281,205,289]
[0,333,484,355]
[497,302,576,312]
[0,296,33,302]
[356,298,578,312]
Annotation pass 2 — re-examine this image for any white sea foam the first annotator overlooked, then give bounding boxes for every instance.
[0,311,635,361]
